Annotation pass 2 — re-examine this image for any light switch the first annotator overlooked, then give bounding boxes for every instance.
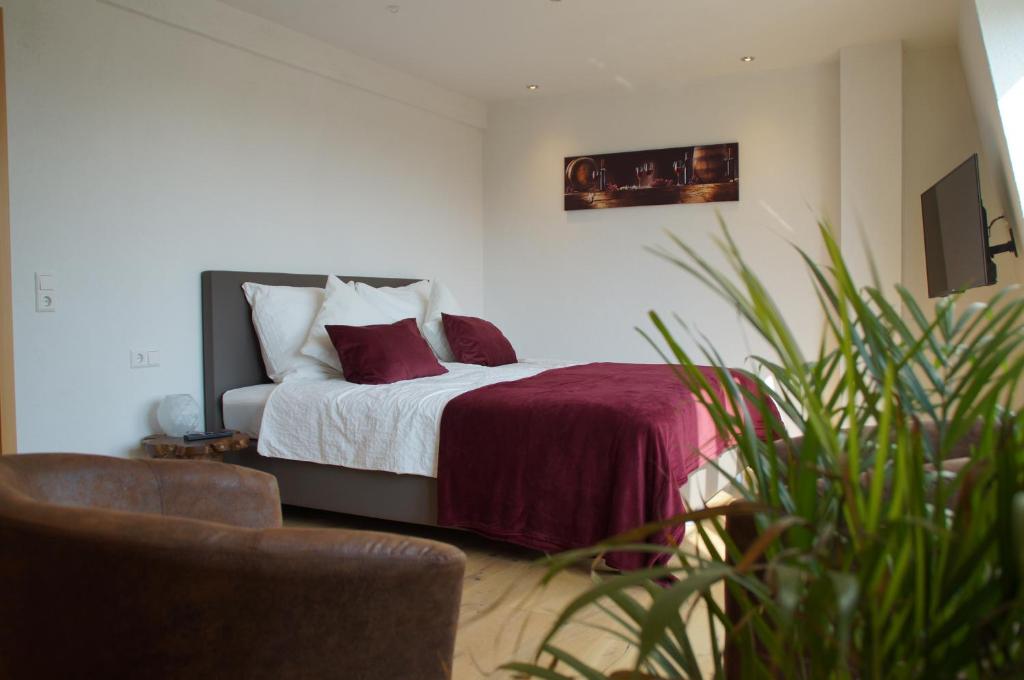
[35,273,56,313]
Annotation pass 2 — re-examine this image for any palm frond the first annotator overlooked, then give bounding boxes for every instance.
[507,219,1024,679]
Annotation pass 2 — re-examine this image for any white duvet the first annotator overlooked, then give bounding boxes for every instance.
[257,359,575,478]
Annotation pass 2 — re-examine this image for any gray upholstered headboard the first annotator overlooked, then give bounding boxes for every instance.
[201,271,419,430]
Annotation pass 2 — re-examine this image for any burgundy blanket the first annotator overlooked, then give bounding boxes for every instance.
[437,362,774,571]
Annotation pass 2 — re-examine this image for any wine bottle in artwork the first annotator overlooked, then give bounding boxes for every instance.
[724,146,735,182]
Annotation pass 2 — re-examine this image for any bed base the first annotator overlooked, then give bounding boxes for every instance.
[225,445,743,529]
[224,448,439,525]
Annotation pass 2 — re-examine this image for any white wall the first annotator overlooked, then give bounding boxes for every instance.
[840,42,903,296]
[483,63,840,367]
[10,2,1008,456]
[959,0,1024,233]
[974,0,1024,230]
[902,45,1024,312]
[6,0,485,455]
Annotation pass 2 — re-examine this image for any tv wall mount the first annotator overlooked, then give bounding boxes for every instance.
[987,214,1018,259]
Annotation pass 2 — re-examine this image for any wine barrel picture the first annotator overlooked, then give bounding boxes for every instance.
[563,142,739,211]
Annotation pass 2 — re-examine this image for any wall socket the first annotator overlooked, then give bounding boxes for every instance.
[130,349,160,369]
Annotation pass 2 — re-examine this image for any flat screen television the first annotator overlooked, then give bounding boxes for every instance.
[920,154,992,298]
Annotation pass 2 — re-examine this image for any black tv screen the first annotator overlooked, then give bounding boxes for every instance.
[921,154,991,298]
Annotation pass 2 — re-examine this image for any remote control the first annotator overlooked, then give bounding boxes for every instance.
[183,430,234,442]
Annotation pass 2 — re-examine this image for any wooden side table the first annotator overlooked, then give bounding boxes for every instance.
[142,431,251,462]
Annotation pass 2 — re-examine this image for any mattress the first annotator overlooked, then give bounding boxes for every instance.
[222,383,278,437]
[256,360,575,478]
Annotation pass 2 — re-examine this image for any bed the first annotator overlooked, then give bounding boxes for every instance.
[202,271,749,553]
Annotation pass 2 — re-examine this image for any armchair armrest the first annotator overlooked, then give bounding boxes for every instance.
[0,510,466,680]
[251,527,467,679]
[143,458,282,528]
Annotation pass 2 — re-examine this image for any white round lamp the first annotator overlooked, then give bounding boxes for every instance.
[157,394,200,437]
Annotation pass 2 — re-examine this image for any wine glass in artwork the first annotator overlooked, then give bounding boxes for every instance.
[635,165,643,189]
[673,160,685,186]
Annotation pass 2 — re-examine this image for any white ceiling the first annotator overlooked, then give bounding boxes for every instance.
[218,0,959,102]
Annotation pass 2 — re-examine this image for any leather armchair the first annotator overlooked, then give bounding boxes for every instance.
[0,453,466,680]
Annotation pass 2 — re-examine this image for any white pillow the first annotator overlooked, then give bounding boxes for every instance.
[354,280,432,324]
[300,276,392,373]
[420,281,462,362]
[242,282,331,383]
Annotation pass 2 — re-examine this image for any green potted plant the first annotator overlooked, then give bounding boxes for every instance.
[504,221,1024,679]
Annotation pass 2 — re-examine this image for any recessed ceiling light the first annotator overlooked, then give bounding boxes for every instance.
[527,84,539,91]
[386,4,400,13]
[741,56,755,63]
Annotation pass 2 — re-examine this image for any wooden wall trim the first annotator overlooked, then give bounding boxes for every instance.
[0,7,16,454]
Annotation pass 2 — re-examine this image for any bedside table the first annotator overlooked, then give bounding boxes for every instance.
[141,431,252,462]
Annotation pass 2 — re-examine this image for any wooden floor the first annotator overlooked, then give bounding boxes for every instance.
[284,502,727,679]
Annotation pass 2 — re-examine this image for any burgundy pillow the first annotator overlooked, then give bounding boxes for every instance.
[441,313,518,367]
[326,318,448,385]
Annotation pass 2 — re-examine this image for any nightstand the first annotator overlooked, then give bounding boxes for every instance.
[141,431,251,462]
